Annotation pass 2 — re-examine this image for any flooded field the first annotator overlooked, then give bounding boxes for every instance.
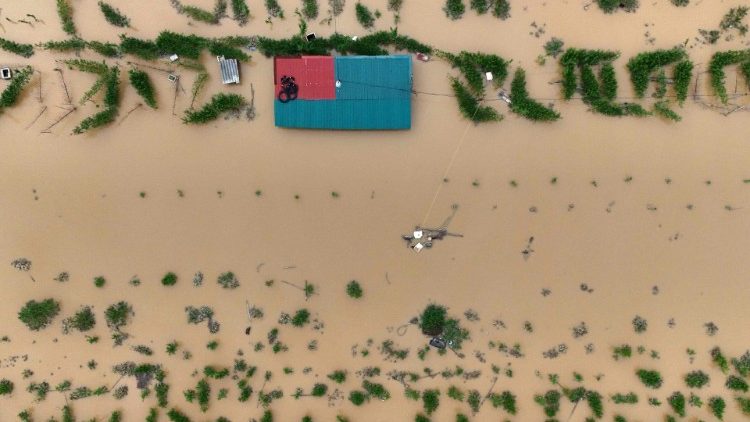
[1,0,750,421]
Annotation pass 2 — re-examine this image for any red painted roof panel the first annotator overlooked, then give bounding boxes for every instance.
[274,56,336,100]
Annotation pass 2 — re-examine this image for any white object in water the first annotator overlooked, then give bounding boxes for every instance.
[352,36,358,41]
[167,74,178,83]
[335,80,342,88]
[169,54,179,62]
[413,230,423,239]
[0,68,11,80]
[217,56,240,85]
[413,243,424,252]
[485,72,494,81]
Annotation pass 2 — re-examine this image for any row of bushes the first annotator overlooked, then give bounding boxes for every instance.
[450,77,502,122]
[64,60,121,134]
[57,0,76,35]
[0,67,34,109]
[98,1,130,27]
[508,68,560,121]
[183,93,247,124]
[444,0,510,20]
[118,32,250,62]
[129,69,158,109]
[626,48,687,98]
[256,29,432,58]
[0,37,34,58]
[442,51,508,96]
[708,49,750,104]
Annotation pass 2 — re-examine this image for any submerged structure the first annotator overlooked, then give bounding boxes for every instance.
[218,56,240,85]
[273,55,413,130]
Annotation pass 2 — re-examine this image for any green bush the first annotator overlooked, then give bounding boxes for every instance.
[73,67,119,134]
[105,301,133,330]
[671,0,688,5]
[420,304,447,336]
[470,0,489,14]
[726,375,748,392]
[231,0,250,24]
[599,63,617,100]
[208,41,249,61]
[64,306,96,332]
[668,391,686,417]
[129,69,157,109]
[156,32,208,60]
[0,37,34,58]
[40,38,87,52]
[654,101,681,122]
[363,380,390,400]
[444,51,508,94]
[637,369,663,389]
[120,35,161,60]
[709,50,750,104]
[328,370,347,384]
[684,371,709,388]
[57,0,77,35]
[256,30,431,58]
[544,38,564,58]
[302,0,319,19]
[534,390,561,418]
[673,60,693,104]
[708,396,725,420]
[355,3,377,28]
[87,41,120,57]
[490,391,516,414]
[349,390,367,405]
[183,94,246,124]
[291,309,310,327]
[98,1,130,27]
[611,392,638,404]
[422,389,440,415]
[586,391,604,418]
[162,272,178,286]
[626,48,687,98]
[597,0,638,13]
[712,347,730,374]
[0,66,34,109]
[18,298,61,331]
[509,68,561,121]
[0,379,14,395]
[265,0,285,18]
[346,280,363,298]
[167,408,192,422]
[182,5,219,24]
[720,7,749,35]
[415,415,430,422]
[444,0,465,20]
[492,0,510,19]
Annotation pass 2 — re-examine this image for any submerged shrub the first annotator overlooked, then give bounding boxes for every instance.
[57,0,77,35]
[492,0,510,19]
[265,0,285,18]
[41,38,87,52]
[183,94,247,124]
[0,379,14,395]
[355,3,377,28]
[597,0,638,13]
[420,304,447,336]
[18,299,61,331]
[0,66,34,110]
[509,68,560,121]
[87,41,120,57]
[161,272,178,286]
[709,50,750,104]
[726,375,748,392]
[302,0,319,19]
[422,389,440,415]
[156,31,208,60]
[709,396,725,420]
[346,280,363,298]
[63,306,96,333]
[98,1,130,27]
[444,0,465,20]
[684,370,709,388]
[637,369,663,389]
[129,69,157,108]
[119,35,160,60]
[231,0,250,24]
[0,37,34,58]
[291,309,310,327]
[451,78,501,122]
[668,391,686,417]
[216,271,240,288]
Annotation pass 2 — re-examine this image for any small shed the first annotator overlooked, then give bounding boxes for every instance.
[217,56,240,85]
[273,55,412,130]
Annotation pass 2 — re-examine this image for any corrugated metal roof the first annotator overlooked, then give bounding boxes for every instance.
[334,55,412,100]
[274,55,412,130]
[274,56,335,100]
[218,56,239,84]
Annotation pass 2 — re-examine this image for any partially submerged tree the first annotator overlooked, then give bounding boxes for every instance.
[18,299,61,331]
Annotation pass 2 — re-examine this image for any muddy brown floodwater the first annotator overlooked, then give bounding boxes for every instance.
[2,0,750,421]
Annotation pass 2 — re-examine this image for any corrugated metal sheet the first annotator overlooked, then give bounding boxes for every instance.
[274,55,412,130]
[218,56,239,84]
[274,98,411,130]
[334,55,412,100]
[274,56,335,100]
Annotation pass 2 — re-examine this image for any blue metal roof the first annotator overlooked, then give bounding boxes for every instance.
[274,55,412,130]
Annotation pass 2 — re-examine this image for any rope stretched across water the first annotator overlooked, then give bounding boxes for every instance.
[420,103,482,226]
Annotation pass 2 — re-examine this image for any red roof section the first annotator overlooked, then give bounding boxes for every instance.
[274,56,336,100]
